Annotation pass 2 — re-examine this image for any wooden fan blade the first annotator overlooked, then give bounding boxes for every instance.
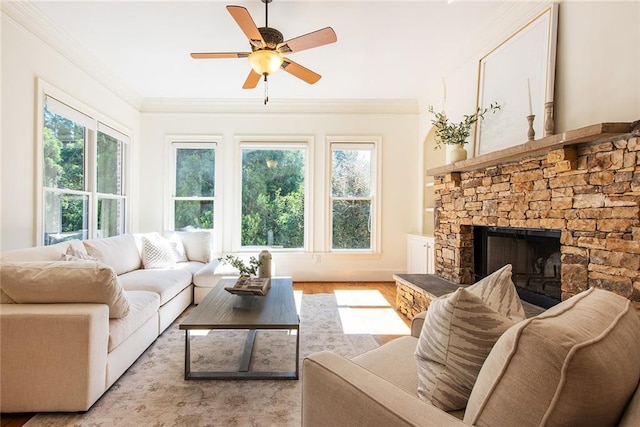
[190,52,249,59]
[243,69,262,89]
[278,27,337,54]
[226,5,265,48]
[281,58,321,85]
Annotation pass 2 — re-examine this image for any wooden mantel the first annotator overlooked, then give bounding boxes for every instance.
[426,122,638,176]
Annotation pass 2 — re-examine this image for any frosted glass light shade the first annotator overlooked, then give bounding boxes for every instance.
[248,50,283,75]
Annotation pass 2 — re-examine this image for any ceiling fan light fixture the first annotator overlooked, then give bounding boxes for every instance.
[248,50,283,76]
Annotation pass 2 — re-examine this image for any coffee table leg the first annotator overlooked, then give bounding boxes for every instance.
[184,330,191,380]
[295,327,300,379]
[239,330,257,372]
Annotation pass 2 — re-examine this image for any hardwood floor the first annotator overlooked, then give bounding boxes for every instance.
[1,281,407,426]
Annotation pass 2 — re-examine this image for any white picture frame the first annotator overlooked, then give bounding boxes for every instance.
[474,4,559,156]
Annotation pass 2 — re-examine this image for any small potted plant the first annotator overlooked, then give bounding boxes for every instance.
[428,103,501,162]
[219,254,261,277]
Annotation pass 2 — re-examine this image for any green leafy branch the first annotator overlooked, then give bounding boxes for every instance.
[428,103,501,149]
[219,254,262,277]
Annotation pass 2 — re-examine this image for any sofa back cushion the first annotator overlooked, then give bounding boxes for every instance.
[172,231,212,263]
[0,240,86,262]
[0,261,130,318]
[83,234,141,275]
[464,287,640,427]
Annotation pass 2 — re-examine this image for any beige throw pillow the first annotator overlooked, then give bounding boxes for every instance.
[415,264,525,411]
[464,287,640,427]
[0,261,130,318]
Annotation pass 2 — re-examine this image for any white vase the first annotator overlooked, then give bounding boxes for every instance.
[447,145,468,163]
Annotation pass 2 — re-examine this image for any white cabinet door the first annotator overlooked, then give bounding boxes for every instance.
[407,234,435,274]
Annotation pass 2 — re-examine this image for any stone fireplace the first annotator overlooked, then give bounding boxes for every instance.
[427,122,640,312]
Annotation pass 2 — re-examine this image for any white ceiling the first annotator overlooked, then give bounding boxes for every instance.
[27,0,545,106]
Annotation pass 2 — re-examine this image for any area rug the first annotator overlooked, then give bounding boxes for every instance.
[26,293,379,426]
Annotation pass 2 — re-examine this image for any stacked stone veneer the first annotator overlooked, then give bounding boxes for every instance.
[433,135,640,311]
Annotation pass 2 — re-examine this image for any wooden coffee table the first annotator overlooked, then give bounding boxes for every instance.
[179,277,299,380]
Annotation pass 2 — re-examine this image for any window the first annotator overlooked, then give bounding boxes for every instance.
[172,143,216,230]
[330,142,377,251]
[240,144,307,249]
[96,125,127,238]
[41,95,128,245]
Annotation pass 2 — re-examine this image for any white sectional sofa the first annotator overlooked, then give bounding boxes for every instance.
[0,231,235,413]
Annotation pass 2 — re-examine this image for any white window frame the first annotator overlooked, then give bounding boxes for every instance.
[233,135,313,253]
[166,137,221,236]
[326,136,381,253]
[36,79,131,245]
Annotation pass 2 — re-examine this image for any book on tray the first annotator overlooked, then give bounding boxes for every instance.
[224,277,271,296]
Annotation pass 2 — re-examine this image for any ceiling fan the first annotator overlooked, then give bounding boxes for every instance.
[190,0,337,104]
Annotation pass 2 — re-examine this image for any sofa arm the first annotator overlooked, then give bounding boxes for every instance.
[411,311,427,338]
[302,351,467,427]
[0,303,109,412]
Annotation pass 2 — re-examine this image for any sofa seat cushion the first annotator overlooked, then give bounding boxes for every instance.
[174,261,206,276]
[465,287,640,427]
[0,261,130,318]
[415,264,526,412]
[193,259,239,288]
[118,268,192,305]
[108,291,160,352]
[353,336,419,395]
[83,234,141,275]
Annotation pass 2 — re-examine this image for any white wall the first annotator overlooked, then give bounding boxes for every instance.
[140,110,420,281]
[1,12,141,251]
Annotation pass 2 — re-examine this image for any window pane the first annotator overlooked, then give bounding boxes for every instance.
[332,149,371,197]
[97,131,123,195]
[43,106,86,191]
[241,148,305,248]
[332,200,371,249]
[175,148,215,197]
[175,200,214,230]
[97,197,125,238]
[43,191,88,245]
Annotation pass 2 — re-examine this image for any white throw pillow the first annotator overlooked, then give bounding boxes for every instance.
[414,264,526,411]
[141,236,176,269]
[61,245,99,261]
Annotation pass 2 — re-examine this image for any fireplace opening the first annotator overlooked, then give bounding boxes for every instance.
[474,226,561,309]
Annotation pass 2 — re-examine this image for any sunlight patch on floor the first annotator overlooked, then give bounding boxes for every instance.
[334,289,390,307]
[334,290,410,335]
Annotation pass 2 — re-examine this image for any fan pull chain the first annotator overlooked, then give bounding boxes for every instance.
[264,74,269,105]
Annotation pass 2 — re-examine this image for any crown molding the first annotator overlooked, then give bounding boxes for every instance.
[1,1,143,109]
[140,98,420,115]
